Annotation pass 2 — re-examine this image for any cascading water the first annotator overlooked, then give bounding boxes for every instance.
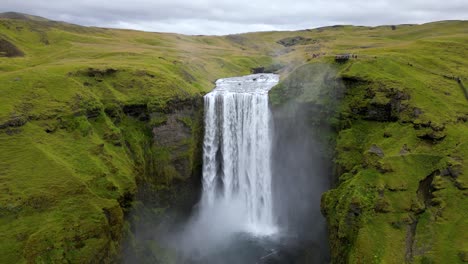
[201,73,279,236]
[172,72,329,263]
[123,65,335,263]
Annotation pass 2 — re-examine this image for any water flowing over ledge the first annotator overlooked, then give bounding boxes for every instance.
[213,74,280,94]
[201,73,279,236]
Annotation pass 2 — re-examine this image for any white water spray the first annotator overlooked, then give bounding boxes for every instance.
[200,73,279,236]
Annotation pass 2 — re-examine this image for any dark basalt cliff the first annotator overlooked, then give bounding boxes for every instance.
[122,97,205,263]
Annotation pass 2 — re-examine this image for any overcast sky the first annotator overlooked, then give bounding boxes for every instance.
[1,0,467,35]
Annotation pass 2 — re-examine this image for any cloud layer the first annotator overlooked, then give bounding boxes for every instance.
[1,0,467,35]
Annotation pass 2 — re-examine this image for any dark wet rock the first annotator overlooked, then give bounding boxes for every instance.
[137,96,204,214]
[85,107,101,119]
[335,54,352,63]
[86,68,118,77]
[414,121,446,141]
[369,144,385,157]
[122,104,148,120]
[361,103,395,121]
[104,104,121,118]
[416,128,446,141]
[412,120,429,129]
[417,173,435,207]
[441,165,463,178]
[0,116,28,129]
[403,172,438,262]
[153,116,191,147]
[251,67,265,74]
[457,114,468,123]
[354,89,409,122]
[152,99,200,148]
[362,87,375,98]
[117,191,133,210]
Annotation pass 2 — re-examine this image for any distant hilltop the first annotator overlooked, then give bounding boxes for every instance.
[0,11,51,22]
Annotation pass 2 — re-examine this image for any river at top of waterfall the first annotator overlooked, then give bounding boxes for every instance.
[213,73,279,94]
[200,73,279,237]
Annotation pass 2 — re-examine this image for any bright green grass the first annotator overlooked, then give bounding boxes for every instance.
[265,20,468,263]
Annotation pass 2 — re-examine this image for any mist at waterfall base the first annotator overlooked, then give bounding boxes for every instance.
[160,73,333,263]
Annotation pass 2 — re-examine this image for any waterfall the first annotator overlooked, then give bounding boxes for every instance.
[201,73,279,236]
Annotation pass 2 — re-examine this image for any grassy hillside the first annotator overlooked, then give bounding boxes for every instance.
[0,13,271,263]
[268,21,468,263]
[1,12,467,263]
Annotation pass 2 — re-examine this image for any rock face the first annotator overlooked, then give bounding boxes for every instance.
[146,97,204,210]
[276,36,317,47]
[347,81,410,122]
[123,97,205,263]
[368,144,384,157]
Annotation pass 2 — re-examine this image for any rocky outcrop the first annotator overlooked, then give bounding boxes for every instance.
[145,97,204,210]
[346,80,410,122]
[123,96,204,262]
[277,36,318,47]
[0,115,27,128]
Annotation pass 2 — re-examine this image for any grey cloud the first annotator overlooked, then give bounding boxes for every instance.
[1,0,467,34]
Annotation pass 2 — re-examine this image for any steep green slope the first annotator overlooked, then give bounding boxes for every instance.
[269,21,468,263]
[0,14,271,263]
